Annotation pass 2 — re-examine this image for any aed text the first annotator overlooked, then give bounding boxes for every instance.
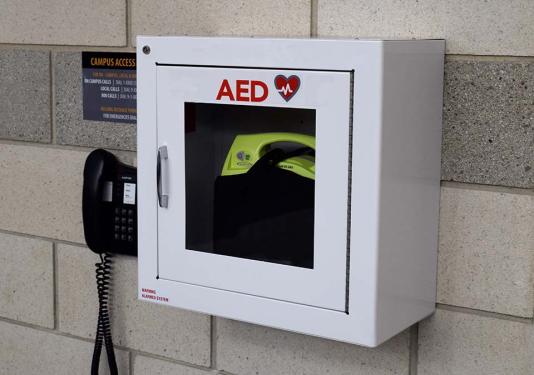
[216,79,268,102]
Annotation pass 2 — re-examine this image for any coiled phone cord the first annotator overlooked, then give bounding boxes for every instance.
[91,253,118,375]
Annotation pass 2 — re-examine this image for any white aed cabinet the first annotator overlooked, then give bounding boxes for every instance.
[137,36,444,347]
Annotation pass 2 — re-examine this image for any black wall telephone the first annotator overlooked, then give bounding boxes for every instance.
[83,148,138,256]
[82,149,137,375]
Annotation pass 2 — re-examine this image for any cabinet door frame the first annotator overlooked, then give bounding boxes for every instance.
[155,65,352,311]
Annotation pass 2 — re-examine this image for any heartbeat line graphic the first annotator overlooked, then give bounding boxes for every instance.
[277,84,294,95]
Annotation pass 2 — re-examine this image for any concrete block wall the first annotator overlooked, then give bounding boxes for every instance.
[0,1,533,374]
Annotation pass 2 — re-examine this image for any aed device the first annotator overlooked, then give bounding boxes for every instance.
[137,37,445,347]
[214,132,315,267]
[220,132,315,179]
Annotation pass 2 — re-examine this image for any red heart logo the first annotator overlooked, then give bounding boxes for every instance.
[274,75,300,102]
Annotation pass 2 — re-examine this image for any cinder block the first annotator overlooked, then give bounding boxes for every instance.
[0,233,54,327]
[0,0,126,46]
[0,144,134,243]
[57,243,211,366]
[0,49,50,142]
[317,0,534,56]
[216,318,410,375]
[0,144,87,243]
[437,185,534,317]
[0,320,129,375]
[418,309,534,375]
[134,355,211,375]
[131,0,311,45]
[55,52,137,151]
[441,60,534,188]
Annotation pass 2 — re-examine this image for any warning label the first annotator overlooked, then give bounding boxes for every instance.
[82,52,136,124]
[140,288,169,303]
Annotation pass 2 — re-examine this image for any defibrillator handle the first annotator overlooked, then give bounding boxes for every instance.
[253,132,315,154]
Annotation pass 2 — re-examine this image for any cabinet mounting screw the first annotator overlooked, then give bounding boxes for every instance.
[142,45,151,55]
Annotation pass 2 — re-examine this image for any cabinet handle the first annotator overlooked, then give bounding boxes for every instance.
[157,145,169,208]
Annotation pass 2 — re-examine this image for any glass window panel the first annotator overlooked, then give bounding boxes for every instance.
[184,102,316,268]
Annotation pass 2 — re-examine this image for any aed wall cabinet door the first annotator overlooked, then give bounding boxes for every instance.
[156,66,351,311]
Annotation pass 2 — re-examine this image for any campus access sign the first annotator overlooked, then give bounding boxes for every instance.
[82,51,136,124]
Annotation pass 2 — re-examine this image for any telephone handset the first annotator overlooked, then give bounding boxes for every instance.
[83,148,137,256]
[82,149,137,375]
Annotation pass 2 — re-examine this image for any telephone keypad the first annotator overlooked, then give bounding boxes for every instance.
[113,206,136,243]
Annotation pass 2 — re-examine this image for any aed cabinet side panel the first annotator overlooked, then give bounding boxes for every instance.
[375,40,444,343]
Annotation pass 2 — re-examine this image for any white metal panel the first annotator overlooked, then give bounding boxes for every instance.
[374,41,444,342]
